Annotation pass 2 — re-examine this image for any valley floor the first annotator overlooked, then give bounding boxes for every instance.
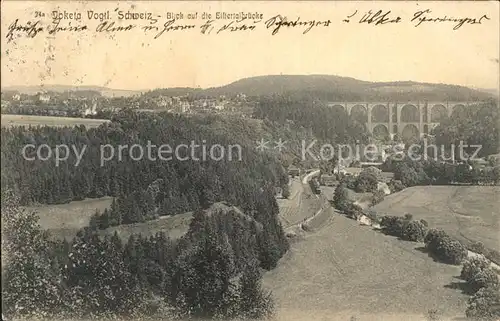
[264,212,468,319]
[266,178,470,320]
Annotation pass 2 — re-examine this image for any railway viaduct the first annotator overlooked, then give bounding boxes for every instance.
[327,101,474,140]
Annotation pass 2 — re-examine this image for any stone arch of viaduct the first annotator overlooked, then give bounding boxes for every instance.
[327,101,472,139]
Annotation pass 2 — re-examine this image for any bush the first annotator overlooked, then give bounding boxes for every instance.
[424,229,448,250]
[437,238,467,265]
[354,169,378,193]
[461,257,491,281]
[461,257,490,282]
[424,229,467,265]
[402,220,428,242]
[344,202,363,220]
[468,268,500,293]
[466,286,500,321]
[387,179,405,193]
[380,215,407,237]
[333,184,350,212]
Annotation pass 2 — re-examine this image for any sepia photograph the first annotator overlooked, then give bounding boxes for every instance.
[1,1,499,321]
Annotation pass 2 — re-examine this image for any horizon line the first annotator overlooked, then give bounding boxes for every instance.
[1,73,499,93]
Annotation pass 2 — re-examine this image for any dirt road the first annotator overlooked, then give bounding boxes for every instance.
[277,170,325,229]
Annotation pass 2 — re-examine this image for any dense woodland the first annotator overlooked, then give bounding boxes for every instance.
[1,111,291,319]
[254,94,369,143]
[2,191,285,319]
[432,98,499,158]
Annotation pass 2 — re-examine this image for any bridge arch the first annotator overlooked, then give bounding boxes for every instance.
[351,104,368,123]
[371,104,389,122]
[329,104,346,111]
[331,104,348,117]
[401,124,420,142]
[372,124,390,140]
[401,104,419,122]
[430,104,448,122]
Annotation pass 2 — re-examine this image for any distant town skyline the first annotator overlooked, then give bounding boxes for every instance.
[1,1,498,91]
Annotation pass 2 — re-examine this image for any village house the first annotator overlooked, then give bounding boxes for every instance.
[37,92,51,103]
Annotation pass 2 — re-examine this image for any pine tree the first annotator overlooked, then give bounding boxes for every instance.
[2,190,64,317]
[239,260,274,319]
[171,224,238,318]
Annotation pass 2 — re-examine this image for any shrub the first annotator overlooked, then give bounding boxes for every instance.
[435,237,467,265]
[380,215,406,237]
[387,179,406,193]
[461,257,490,282]
[424,229,467,265]
[402,220,428,242]
[424,229,448,251]
[395,164,420,187]
[333,184,350,212]
[466,286,500,321]
[344,202,363,220]
[355,169,378,193]
[468,268,500,293]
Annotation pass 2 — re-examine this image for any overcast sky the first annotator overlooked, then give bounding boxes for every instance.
[1,1,499,90]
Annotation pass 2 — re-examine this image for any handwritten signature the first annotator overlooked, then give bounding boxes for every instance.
[412,9,490,30]
[357,10,402,25]
[265,15,332,35]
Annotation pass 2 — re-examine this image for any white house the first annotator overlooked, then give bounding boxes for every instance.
[38,92,51,102]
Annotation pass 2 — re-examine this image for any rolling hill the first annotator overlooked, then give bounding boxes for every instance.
[3,75,495,101]
[201,75,495,101]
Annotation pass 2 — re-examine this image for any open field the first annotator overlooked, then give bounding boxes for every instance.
[30,197,193,241]
[100,212,193,241]
[27,197,113,240]
[263,212,469,319]
[373,186,500,251]
[1,114,110,128]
